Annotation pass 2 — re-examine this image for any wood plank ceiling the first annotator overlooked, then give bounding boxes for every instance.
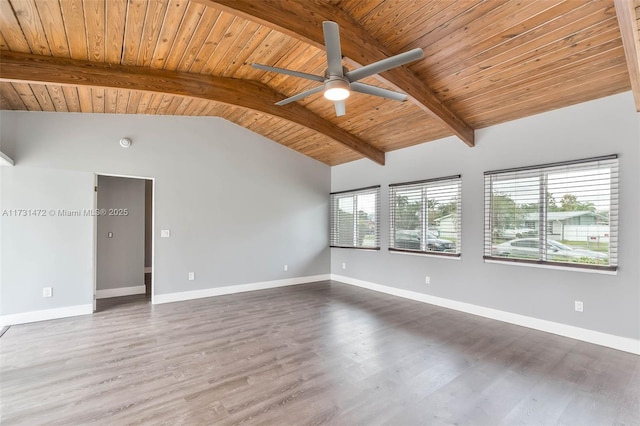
[0,0,634,166]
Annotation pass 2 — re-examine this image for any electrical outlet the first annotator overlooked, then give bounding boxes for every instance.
[43,287,52,298]
[342,262,346,270]
[284,264,288,272]
[575,301,584,312]
[425,276,431,285]
[188,272,195,281]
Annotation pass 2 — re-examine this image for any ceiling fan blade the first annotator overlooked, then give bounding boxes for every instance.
[334,100,346,117]
[350,82,407,101]
[346,48,424,82]
[275,86,325,106]
[323,21,344,77]
[252,63,325,82]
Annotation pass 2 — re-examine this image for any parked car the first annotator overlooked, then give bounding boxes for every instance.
[494,238,608,261]
[495,227,538,239]
[395,230,455,252]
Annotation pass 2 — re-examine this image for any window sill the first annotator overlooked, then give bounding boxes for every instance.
[330,246,380,251]
[389,249,461,260]
[483,258,618,275]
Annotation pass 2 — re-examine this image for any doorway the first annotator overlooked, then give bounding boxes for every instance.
[94,175,154,311]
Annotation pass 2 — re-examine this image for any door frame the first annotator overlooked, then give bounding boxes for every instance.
[93,173,155,310]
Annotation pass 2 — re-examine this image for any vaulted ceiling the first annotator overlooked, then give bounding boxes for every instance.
[1,0,638,166]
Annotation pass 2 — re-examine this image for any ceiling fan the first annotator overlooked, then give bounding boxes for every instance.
[252,21,424,117]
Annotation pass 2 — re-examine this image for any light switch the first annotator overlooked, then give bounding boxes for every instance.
[108,232,113,238]
[161,229,170,238]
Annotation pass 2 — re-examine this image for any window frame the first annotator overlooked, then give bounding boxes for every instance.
[483,155,618,272]
[389,175,462,258]
[329,185,381,250]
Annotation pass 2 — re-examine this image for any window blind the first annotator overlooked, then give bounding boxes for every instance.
[330,186,380,249]
[484,155,618,270]
[389,175,461,256]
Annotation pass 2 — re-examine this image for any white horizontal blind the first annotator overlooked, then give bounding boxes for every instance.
[484,155,618,270]
[330,186,380,249]
[389,176,461,256]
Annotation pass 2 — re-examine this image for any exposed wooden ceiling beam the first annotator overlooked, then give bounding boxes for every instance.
[0,50,385,165]
[614,0,640,111]
[200,0,475,147]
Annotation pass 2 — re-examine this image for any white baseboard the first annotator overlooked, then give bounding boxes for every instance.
[330,274,640,355]
[0,304,93,326]
[96,285,146,299]
[152,274,330,305]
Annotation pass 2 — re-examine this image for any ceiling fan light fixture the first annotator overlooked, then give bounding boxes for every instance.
[324,79,350,101]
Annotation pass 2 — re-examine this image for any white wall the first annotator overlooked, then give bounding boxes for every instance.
[96,175,145,292]
[331,92,640,341]
[0,112,330,317]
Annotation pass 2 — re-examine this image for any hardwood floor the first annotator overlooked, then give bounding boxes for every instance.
[1,281,638,425]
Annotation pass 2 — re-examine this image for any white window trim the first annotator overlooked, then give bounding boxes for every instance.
[483,155,618,272]
[330,185,381,250]
[389,175,462,257]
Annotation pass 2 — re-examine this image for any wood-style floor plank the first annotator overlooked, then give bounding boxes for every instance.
[1,281,638,425]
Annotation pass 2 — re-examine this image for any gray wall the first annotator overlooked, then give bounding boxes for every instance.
[0,121,14,292]
[1,167,94,312]
[97,176,145,291]
[331,92,640,340]
[0,113,330,316]
[0,119,16,159]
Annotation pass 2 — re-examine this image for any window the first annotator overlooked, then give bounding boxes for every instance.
[484,155,618,271]
[330,186,380,249]
[389,176,461,256]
